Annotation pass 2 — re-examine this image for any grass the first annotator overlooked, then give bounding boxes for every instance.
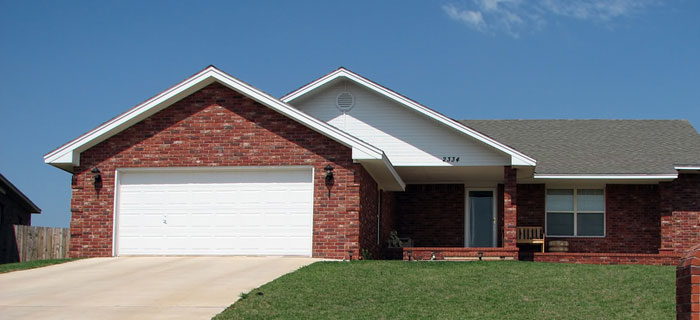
[214,261,674,320]
[0,258,77,274]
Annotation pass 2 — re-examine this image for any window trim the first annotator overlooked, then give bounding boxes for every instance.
[545,187,606,238]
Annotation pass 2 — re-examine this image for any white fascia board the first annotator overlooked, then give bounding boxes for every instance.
[533,174,678,180]
[44,71,218,166]
[44,66,384,170]
[675,166,700,171]
[281,68,537,167]
[356,153,406,191]
[382,153,406,190]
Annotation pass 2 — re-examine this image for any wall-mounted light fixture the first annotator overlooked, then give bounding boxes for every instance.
[324,165,334,197]
[92,167,102,190]
[478,251,483,261]
[324,165,334,184]
[407,250,413,261]
[348,250,354,261]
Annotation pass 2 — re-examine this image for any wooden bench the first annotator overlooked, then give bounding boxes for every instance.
[517,227,545,252]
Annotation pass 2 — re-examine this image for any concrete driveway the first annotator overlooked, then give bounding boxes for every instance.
[0,256,319,320]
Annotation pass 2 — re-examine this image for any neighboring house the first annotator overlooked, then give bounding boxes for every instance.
[0,173,41,263]
[44,66,700,264]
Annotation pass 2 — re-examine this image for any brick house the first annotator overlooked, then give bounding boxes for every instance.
[44,66,700,264]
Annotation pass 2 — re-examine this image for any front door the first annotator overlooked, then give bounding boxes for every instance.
[465,189,496,247]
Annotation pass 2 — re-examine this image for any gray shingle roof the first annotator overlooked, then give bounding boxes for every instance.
[459,120,700,174]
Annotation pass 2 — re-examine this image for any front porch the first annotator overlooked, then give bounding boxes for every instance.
[378,166,521,260]
[375,167,687,265]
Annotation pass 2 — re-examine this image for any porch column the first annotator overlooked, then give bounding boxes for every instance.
[503,166,517,249]
[659,181,674,253]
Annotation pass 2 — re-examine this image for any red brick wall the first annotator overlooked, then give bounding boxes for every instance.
[358,169,379,259]
[503,167,517,249]
[677,244,700,319]
[534,252,679,265]
[394,184,465,247]
[670,174,700,255]
[70,82,370,259]
[517,184,661,253]
[378,190,398,258]
[404,247,519,261]
[517,184,545,227]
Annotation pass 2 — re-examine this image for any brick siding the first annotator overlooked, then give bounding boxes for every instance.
[677,244,700,319]
[358,169,379,259]
[69,82,371,259]
[534,252,679,265]
[518,184,661,253]
[394,184,465,247]
[669,174,700,255]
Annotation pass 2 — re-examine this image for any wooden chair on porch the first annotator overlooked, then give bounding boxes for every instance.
[516,227,545,252]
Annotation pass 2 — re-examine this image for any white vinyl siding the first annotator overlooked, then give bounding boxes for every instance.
[546,188,605,237]
[115,167,314,256]
[291,81,509,167]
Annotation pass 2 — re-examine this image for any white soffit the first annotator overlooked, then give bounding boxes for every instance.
[43,66,387,171]
[281,68,537,167]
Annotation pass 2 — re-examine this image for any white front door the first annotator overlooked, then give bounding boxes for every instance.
[465,189,497,247]
[115,167,314,256]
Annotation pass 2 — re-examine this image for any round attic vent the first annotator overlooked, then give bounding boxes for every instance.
[336,92,355,112]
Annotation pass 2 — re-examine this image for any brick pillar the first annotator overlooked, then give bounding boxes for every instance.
[677,244,700,320]
[660,181,674,253]
[503,166,517,250]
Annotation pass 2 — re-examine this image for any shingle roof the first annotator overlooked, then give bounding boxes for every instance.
[459,120,700,174]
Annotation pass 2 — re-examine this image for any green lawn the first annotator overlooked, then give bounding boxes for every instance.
[0,258,77,274]
[214,261,674,320]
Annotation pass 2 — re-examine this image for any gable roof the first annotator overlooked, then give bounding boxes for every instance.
[460,119,700,176]
[0,173,41,214]
[44,66,388,171]
[281,67,537,167]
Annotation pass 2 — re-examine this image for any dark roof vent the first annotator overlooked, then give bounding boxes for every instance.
[336,92,355,112]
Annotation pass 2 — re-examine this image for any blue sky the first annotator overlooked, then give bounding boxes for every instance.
[1,0,698,228]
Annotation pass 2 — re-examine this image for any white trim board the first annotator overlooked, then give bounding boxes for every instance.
[675,166,700,171]
[533,174,678,180]
[282,68,537,167]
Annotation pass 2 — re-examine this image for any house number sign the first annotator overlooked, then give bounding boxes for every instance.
[442,156,460,163]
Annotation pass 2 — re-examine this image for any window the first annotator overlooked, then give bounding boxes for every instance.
[546,188,605,237]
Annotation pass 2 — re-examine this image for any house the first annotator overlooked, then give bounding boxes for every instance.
[44,66,700,264]
[0,173,41,263]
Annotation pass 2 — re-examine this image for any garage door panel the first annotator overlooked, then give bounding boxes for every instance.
[117,168,313,256]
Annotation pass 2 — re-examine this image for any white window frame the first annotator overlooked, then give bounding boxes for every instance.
[545,187,606,238]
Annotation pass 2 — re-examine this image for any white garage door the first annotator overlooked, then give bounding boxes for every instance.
[115,167,314,256]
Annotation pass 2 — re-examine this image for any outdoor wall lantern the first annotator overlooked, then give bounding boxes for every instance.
[348,250,354,261]
[478,251,483,261]
[324,165,334,197]
[324,165,334,184]
[407,250,413,261]
[92,167,102,190]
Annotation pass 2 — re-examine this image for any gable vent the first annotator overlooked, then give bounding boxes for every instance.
[336,92,355,112]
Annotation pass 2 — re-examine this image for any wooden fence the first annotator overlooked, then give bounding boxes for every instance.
[1,225,70,263]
